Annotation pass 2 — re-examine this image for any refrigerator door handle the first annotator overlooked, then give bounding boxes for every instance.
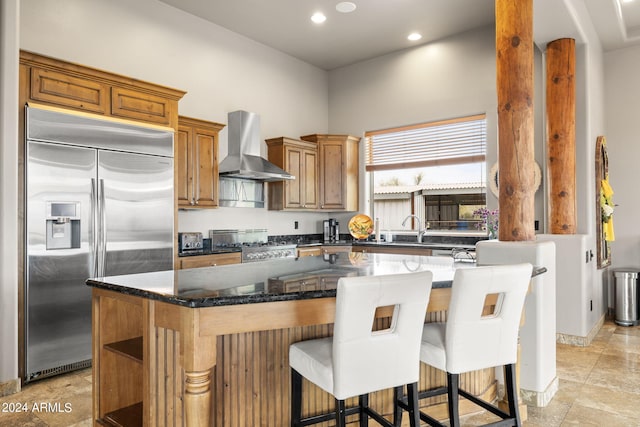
[98,178,107,277]
[91,178,98,278]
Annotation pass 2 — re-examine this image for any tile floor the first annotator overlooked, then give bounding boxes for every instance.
[1,320,639,427]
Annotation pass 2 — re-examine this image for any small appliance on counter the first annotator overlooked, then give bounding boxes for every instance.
[178,232,204,254]
[323,218,340,243]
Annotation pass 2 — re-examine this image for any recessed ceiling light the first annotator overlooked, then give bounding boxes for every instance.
[336,2,357,13]
[407,33,422,41]
[311,12,327,24]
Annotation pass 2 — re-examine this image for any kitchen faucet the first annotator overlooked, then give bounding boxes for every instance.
[402,214,426,242]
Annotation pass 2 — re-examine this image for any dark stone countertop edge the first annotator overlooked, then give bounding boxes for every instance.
[86,278,455,308]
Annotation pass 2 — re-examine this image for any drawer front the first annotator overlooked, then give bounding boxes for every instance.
[282,277,319,292]
[179,253,241,269]
[30,68,109,114]
[111,87,172,126]
[297,247,322,258]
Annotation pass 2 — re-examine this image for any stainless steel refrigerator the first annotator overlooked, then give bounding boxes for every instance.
[25,106,174,382]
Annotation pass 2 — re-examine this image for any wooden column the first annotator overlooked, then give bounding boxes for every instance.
[496,0,535,241]
[546,38,576,233]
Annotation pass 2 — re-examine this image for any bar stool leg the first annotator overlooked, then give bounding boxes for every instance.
[359,393,369,427]
[406,382,420,427]
[393,386,403,427]
[336,398,347,427]
[447,373,460,427]
[505,363,521,427]
[291,369,302,427]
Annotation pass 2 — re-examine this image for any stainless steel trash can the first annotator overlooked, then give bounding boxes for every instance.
[614,269,640,326]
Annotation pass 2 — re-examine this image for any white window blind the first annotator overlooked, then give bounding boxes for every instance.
[365,114,486,171]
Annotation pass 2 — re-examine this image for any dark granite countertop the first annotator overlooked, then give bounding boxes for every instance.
[87,254,546,309]
[87,254,466,307]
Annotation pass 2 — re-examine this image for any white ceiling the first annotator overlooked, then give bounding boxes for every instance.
[157,0,640,70]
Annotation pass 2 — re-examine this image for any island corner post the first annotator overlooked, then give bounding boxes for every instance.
[496,0,536,241]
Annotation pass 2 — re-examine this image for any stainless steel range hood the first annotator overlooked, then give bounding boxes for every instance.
[219,110,294,181]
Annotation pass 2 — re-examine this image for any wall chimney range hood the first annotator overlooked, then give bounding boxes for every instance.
[219,110,294,181]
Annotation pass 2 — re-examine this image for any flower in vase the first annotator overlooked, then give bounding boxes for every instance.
[473,207,499,239]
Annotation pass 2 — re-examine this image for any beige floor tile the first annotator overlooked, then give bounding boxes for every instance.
[546,379,584,407]
[560,403,640,426]
[572,382,640,420]
[586,352,640,394]
[604,333,640,356]
[0,411,48,427]
[555,346,601,382]
[524,399,570,427]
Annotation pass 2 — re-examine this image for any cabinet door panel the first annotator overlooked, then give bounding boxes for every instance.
[320,142,345,209]
[111,87,172,126]
[30,68,109,114]
[284,147,303,208]
[303,150,319,209]
[194,131,217,207]
[176,126,193,207]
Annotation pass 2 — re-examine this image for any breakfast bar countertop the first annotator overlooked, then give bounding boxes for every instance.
[86,253,546,308]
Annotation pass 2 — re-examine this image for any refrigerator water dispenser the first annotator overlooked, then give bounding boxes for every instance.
[46,202,81,249]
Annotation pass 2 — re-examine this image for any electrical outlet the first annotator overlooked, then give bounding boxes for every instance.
[294,221,298,230]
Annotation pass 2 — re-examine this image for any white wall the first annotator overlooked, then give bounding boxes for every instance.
[604,44,640,270]
[20,0,333,237]
[0,0,20,385]
[327,26,546,232]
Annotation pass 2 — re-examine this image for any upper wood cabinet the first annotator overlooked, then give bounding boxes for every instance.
[300,134,360,211]
[177,116,225,209]
[266,137,319,210]
[19,50,185,129]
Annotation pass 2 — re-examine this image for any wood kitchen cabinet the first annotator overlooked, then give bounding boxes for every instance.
[93,290,144,426]
[19,50,185,129]
[177,116,226,209]
[266,137,319,210]
[300,134,360,211]
[178,252,241,269]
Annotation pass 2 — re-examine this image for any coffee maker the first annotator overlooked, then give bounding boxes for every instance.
[323,218,339,243]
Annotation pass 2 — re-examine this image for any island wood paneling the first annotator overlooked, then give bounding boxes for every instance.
[145,310,495,426]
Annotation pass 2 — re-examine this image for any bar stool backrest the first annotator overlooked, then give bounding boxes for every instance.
[445,263,533,374]
[332,271,433,400]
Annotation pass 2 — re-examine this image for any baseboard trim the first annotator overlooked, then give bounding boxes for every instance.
[0,378,21,397]
[556,314,605,347]
[521,376,559,407]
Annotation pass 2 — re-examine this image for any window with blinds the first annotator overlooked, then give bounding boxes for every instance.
[365,114,486,171]
[367,114,487,232]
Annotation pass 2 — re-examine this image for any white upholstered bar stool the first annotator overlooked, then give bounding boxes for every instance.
[417,263,533,427]
[289,271,433,427]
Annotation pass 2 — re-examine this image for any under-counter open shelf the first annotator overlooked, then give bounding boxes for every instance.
[103,402,142,427]
[104,337,143,364]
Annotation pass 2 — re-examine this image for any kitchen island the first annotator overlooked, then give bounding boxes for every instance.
[87,253,543,426]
